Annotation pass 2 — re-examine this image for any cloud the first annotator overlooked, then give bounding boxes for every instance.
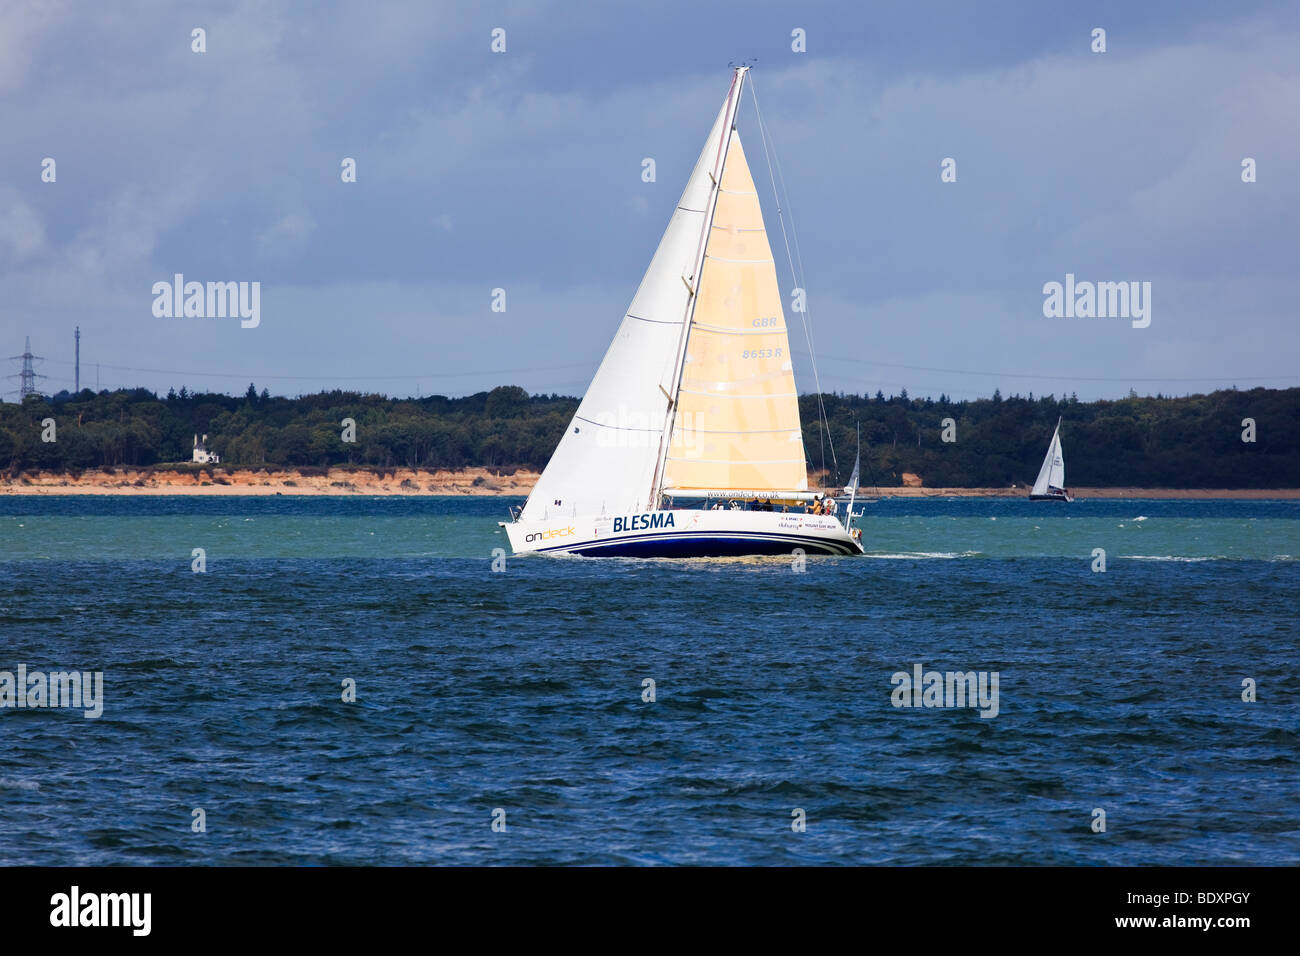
[0,187,46,262]
[0,0,67,92]
[0,1,1296,400]
[258,212,317,253]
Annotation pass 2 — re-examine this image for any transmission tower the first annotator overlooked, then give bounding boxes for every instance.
[8,336,47,398]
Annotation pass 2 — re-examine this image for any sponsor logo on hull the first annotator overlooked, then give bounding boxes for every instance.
[524,526,576,543]
[612,512,676,533]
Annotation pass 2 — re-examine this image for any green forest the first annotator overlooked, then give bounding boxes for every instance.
[1,383,1297,488]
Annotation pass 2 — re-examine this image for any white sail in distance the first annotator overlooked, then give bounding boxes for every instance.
[844,427,861,495]
[1031,419,1066,496]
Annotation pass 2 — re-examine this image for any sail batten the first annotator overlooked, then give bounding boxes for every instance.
[689,324,786,336]
[678,388,798,398]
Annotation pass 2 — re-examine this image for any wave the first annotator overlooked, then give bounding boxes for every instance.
[1121,554,1215,562]
[863,550,982,560]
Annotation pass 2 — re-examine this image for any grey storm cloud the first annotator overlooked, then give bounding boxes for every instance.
[1,0,1297,400]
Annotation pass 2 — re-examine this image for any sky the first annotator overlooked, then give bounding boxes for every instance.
[1,0,1297,402]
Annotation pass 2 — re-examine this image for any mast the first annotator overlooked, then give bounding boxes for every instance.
[647,66,749,508]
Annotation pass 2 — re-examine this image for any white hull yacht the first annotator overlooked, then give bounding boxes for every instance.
[503,67,863,558]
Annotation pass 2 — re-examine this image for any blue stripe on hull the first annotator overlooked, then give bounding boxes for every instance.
[538,529,858,558]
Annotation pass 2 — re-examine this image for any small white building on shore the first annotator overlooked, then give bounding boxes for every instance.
[193,434,220,464]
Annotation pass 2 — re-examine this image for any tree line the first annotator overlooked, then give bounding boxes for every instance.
[806,387,1299,488]
[1,383,1296,488]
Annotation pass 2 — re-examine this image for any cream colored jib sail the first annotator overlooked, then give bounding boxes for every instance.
[660,131,806,498]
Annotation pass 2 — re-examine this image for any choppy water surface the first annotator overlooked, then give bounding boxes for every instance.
[1,496,1296,864]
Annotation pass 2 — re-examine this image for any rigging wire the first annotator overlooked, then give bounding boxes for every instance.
[748,74,839,486]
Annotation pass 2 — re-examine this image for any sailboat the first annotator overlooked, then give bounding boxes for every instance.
[842,431,860,499]
[834,424,874,507]
[1029,417,1073,502]
[503,67,863,557]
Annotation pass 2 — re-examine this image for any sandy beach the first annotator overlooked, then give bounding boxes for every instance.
[0,466,539,496]
[1,467,1297,498]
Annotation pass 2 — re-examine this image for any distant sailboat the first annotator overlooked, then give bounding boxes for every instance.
[1029,417,1073,502]
[834,424,874,509]
[504,67,862,557]
[843,433,860,498]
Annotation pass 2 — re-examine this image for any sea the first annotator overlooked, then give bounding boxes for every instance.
[1,496,1296,865]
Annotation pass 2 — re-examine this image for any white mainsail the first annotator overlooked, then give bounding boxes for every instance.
[521,77,744,522]
[1031,419,1066,496]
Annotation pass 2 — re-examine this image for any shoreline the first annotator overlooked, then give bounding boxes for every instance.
[0,466,539,496]
[858,487,1300,499]
[1,467,1297,499]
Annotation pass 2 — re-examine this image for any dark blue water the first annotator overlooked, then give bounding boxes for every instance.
[1,497,1296,864]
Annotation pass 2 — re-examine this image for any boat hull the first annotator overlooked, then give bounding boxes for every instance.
[1028,493,1074,502]
[504,509,863,557]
